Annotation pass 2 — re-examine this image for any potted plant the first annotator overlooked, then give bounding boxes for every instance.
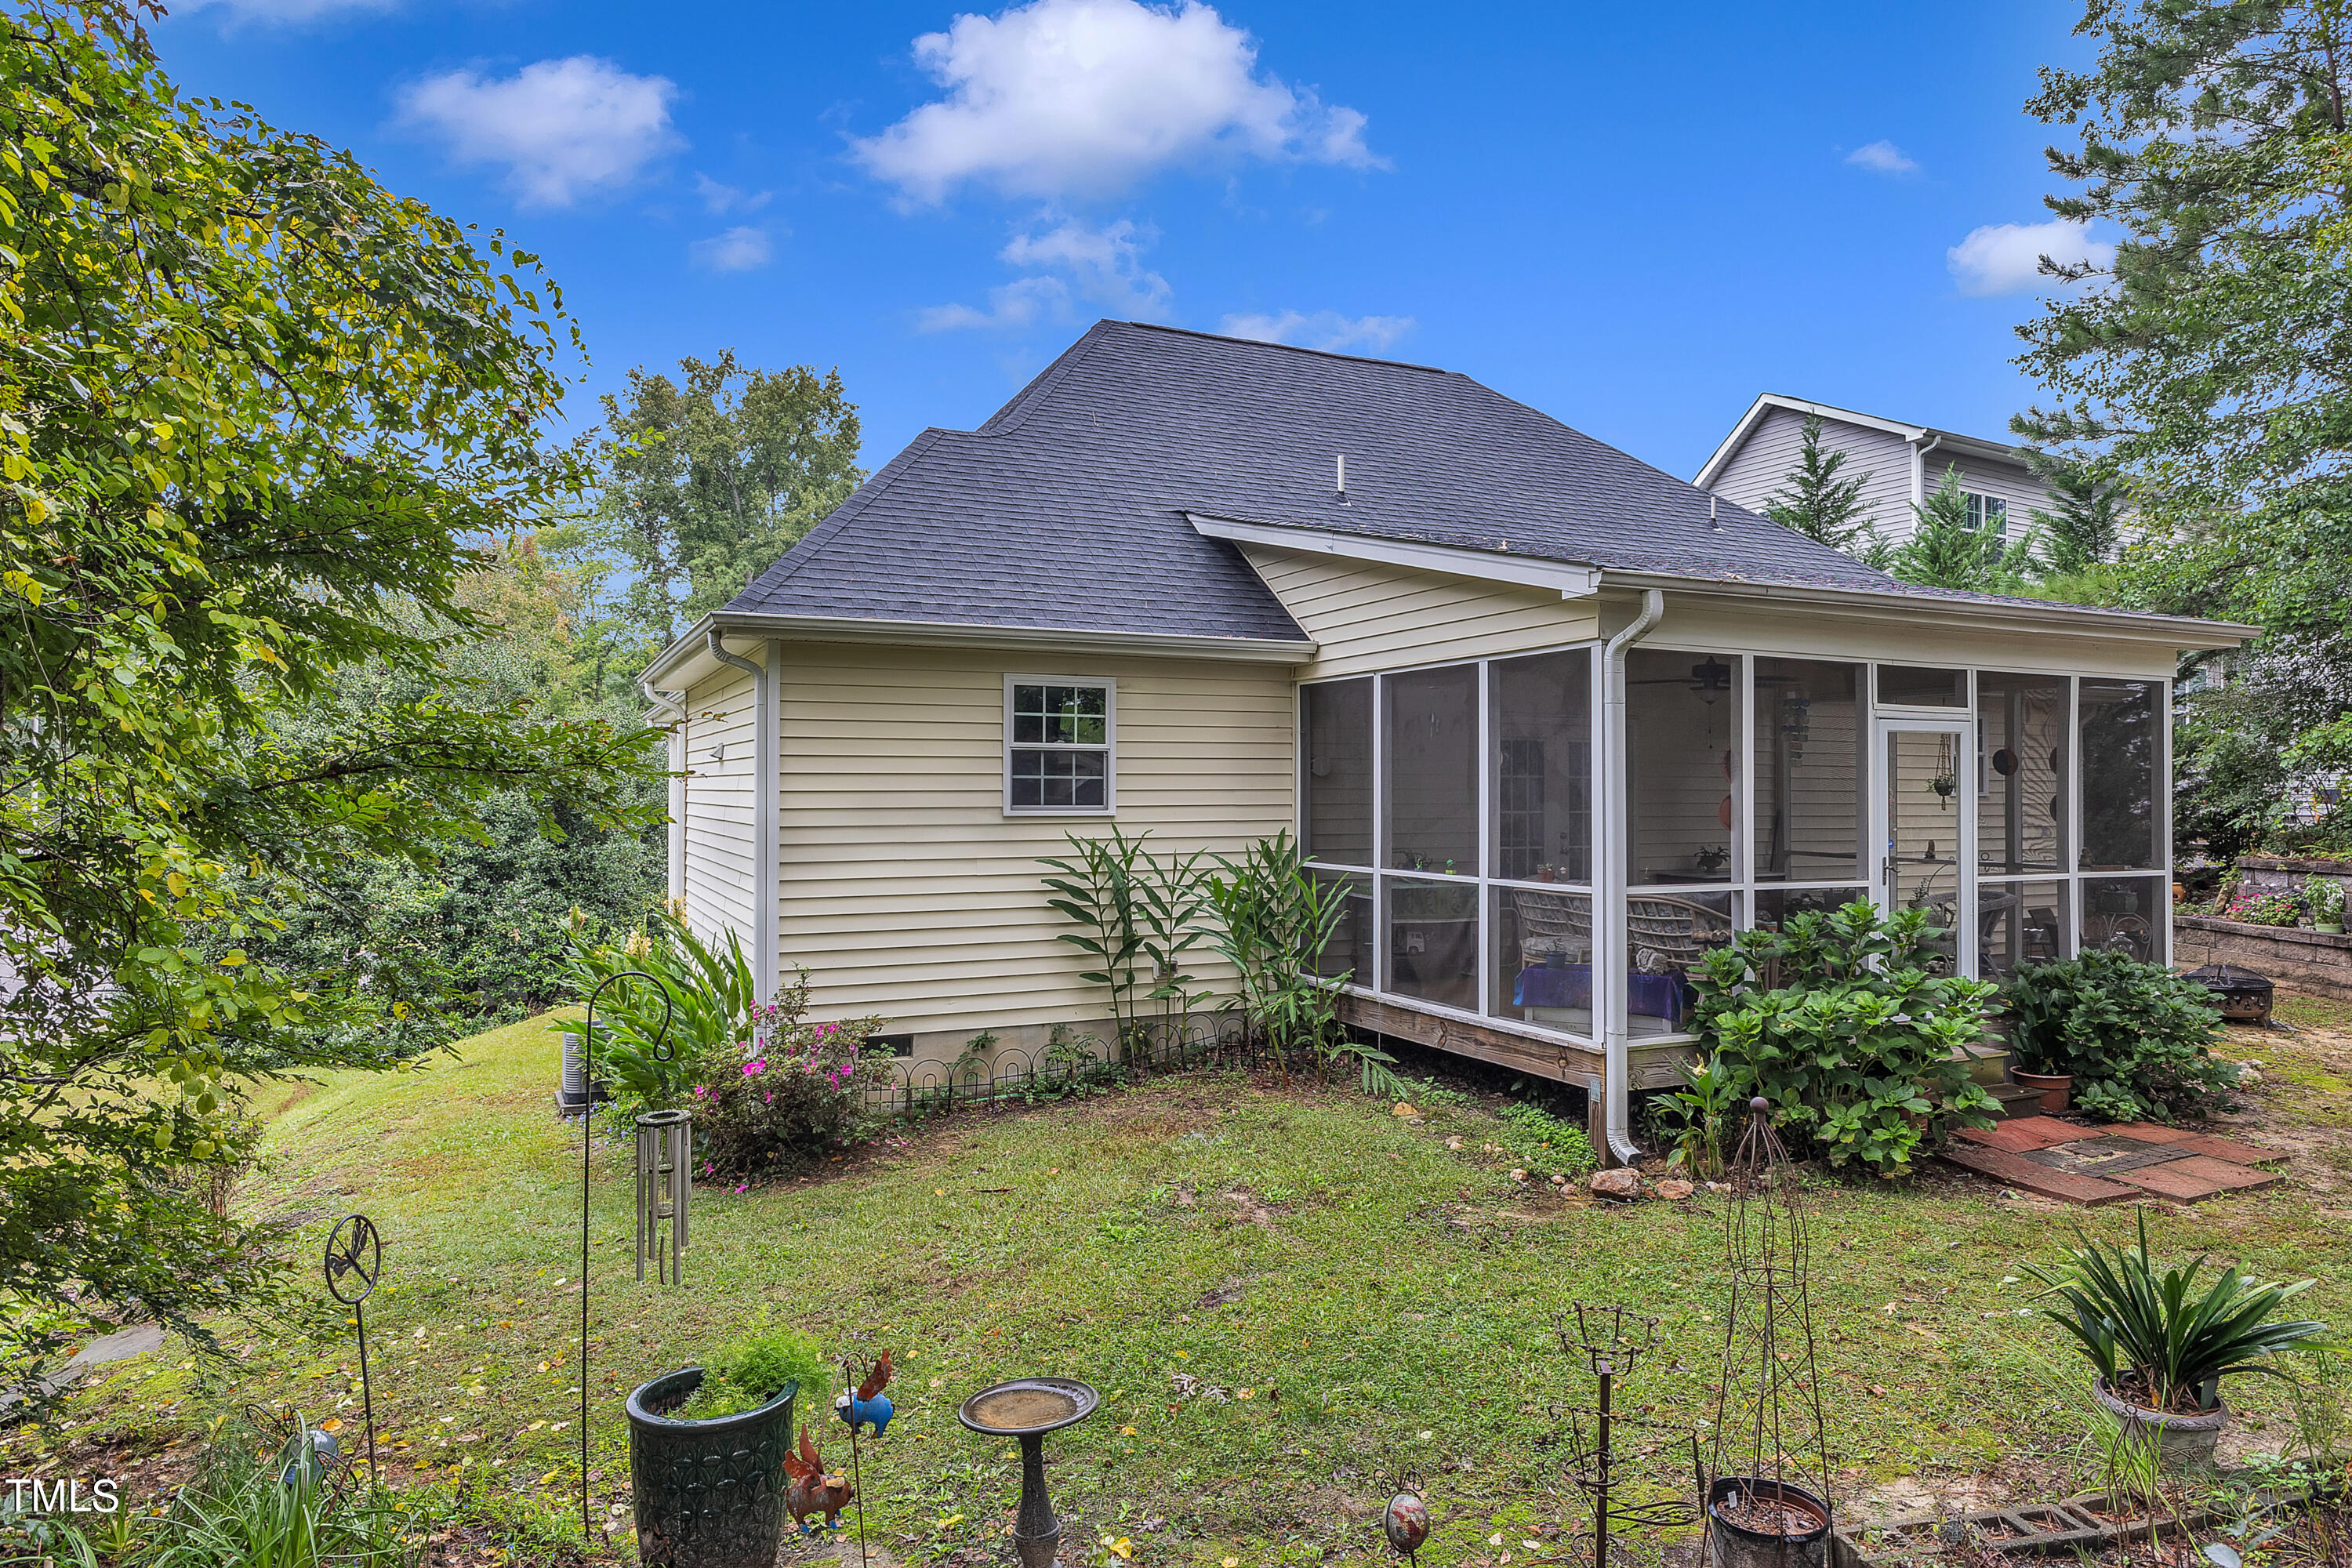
[2003,953,2235,1123]
[627,1325,830,1568]
[2023,1210,2325,1471]
[2305,874,2346,935]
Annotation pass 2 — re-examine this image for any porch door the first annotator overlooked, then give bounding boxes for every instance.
[1872,720,1975,975]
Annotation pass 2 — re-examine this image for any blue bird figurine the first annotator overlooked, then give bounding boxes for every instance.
[834,1348,894,1436]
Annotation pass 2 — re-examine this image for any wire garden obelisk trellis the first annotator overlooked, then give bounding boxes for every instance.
[576,971,674,1542]
[1704,1098,1834,1568]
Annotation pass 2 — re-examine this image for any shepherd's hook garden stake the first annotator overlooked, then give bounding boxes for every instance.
[575,970,673,1540]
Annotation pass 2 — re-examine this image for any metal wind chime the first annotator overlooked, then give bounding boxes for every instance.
[576,971,677,1542]
[1704,1098,1835,1568]
[634,1108,691,1285]
[1553,1302,1699,1568]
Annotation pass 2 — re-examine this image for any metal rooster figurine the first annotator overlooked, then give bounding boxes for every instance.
[782,1431,855,1534]
[835,1348,895,1436]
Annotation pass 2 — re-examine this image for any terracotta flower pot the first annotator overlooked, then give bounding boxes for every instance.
[2093,1376,2227,1472]
[2010,1068,2072,1114]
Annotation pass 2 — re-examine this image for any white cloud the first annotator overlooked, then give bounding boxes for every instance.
[695,173,773,216]
[1947,218,2114,296]
[396,56,684,209]
[1218,309,1414,354]
[1846,139,1918,175]
[918,214,1172,330]
[690,227,774,273]
[181,0,394,21]
[851,0,1382,204]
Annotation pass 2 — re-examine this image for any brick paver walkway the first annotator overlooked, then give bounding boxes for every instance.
[1937,1116,2283,1204]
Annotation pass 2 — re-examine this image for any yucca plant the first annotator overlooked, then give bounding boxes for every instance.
[2024,1209,2328,1413]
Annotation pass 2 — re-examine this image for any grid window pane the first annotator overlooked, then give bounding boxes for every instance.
[1976,673,2067,876]
[1012,683,1107,746]
[1753,659,1862,883]
[2079,678,2160,870]
[1878,666,1965,707]
[1303,679,1374,866]
[1386,666,1479,874]
[1492,649,1593,884]
[1493,885,1593,1037]
[1979,880,2067,979]
[1385,877,1479,1011]
[2081,876,2164,963]
[1009,748,1107,809]
[1626,648,1740,886]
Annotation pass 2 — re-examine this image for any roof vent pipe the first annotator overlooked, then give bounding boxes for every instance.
[1599,587,1667,1167]
[1709,494,1721,532]
[1335,452,1346,499]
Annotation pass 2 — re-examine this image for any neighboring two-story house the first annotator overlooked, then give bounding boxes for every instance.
[1696,394,2053,546]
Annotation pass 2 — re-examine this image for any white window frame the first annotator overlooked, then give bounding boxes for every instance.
[1004,674,1117,817]
[1964,492,2009,536]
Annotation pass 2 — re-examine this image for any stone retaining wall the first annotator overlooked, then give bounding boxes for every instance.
[2173,913,2352,1000]
[2234,854,2352,906]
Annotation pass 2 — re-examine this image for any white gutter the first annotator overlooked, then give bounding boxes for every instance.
[705,630,779,1001]
[1911,433,1944,511]
[1599,587,1665,1167]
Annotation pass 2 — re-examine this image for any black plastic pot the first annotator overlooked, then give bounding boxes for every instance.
[626,1370,798,1568]
[1707,1478,1829,1568]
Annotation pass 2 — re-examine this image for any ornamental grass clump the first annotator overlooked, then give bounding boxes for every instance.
[2024,1209,2326,1415]
[2004,949,2235,1123]
[1683,900,1998,1178]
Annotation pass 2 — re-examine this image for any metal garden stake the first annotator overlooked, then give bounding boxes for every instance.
[577,971,674,1541]
[1555,1302,1697,1568]
[634,1109,691,1285]
[321,1214,383,1487]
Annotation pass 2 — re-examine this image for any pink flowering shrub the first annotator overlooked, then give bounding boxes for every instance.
[691,967,891,1175]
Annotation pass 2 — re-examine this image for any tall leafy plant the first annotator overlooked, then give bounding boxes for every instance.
[1689,900,1998,1177]
[1040,828,1149,1049]
[2005,951,2235,1123]
[558,905,760,1110]
[1200,833,1401,1095]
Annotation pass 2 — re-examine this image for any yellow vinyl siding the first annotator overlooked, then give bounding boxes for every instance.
[680,664,757,945]
[1242,546,1602,677]
[771,644,1295,1036]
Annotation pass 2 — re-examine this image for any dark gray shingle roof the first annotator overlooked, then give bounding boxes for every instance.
[723,321,1924,637]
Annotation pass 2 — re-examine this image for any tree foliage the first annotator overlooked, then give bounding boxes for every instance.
[1883,466,2041,593]
[1761,413,1880,555]
[575,350,865,644]
[0,0,663,1374]
[2014,0,2352,634]
[2027,458,2130,575]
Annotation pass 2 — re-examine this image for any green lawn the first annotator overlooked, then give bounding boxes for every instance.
[38,1002,2352,1566]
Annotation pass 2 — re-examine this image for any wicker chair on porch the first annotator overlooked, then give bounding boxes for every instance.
[1627,895,1734,975]
[1508,889,1592,967]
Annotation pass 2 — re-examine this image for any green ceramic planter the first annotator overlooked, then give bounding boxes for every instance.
[626,1370,797,1568]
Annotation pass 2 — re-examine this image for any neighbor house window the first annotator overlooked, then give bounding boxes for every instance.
[1965,492,2009,535]
[1005,677,1113,813]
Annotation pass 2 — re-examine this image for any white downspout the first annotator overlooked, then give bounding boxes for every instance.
[1600,588,1666,1167]
[705,630,778,1002]
[1911,433,1944,513]
[637,672,688,906]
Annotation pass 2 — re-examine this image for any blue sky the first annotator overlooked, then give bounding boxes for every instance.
[157,0,2110,482]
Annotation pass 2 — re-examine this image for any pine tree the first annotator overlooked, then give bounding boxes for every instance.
[1887,466,2041,593]
[2026,459,2128,575]
[1761,413,1878,554]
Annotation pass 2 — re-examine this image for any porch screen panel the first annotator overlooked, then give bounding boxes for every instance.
[1492,886,1592,1036]
[1751,659,1861,884]
[1976,673,2066,876]
[1301,678,1373,866]
[1625,649,1740,886]
[2079,679,2160,870]
[1386,877,1478,1012]
[2081,875,2165,963]
[1385,665,1479,875]
[1491,648,1592,884]
[1310,869,1375,986]
[1979,880,2067,978]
